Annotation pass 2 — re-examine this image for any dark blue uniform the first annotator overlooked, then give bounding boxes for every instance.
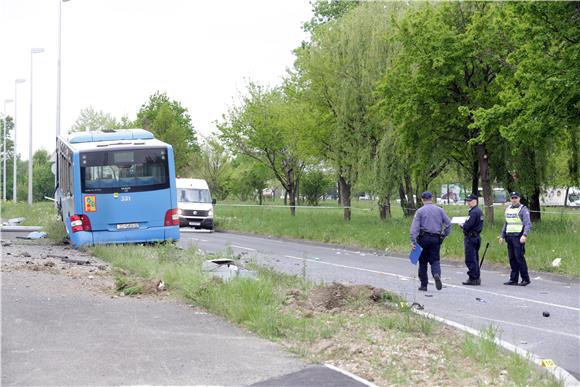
[410,202,451,290]
[463,206,484,281]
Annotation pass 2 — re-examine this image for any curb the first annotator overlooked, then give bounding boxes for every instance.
[412,309,579,386]
[0,225,43,232]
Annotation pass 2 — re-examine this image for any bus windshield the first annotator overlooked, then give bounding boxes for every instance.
[80,148,169,193]
[177,188,212,203]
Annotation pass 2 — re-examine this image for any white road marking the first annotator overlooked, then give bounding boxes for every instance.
[283,255,580,312]
[324,364,378,387]
[231,245,256,251]
[184,236,208,242]
[464,314,580,339]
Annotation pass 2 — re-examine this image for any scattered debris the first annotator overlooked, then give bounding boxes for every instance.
[410,302,424,310]
[542,311,550,317]
[425,294,433,297]
[201,259,257,281]
[21,252,31,258]
[534,276,542,280]
[7,217,25,225]
[520,340,527,345]
[156,280,166,291]
[1,240,12,247]
[475,297,487,303]
[539,291,549,295]
[61,257,91,265]
[551,258,562,267]
[16,231,48,240]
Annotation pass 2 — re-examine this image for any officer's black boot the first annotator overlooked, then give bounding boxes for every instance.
[434,274,442,290]
[462,278,481,286]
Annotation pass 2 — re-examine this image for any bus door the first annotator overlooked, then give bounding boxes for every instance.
[79,148,173,231]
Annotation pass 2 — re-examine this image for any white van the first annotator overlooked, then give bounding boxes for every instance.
[176,178,215,230]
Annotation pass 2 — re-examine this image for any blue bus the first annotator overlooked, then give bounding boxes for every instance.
[55,129,180,248]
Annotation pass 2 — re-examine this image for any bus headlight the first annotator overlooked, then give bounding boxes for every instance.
[208,208,213,217]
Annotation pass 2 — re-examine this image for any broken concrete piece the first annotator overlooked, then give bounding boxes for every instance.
[202,259,257,281]
[8,217,25,225]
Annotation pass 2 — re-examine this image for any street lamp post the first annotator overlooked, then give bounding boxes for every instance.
[57,0,70,138]
[3,99,14,201]
[28,48,45,205]
[13,78,25,203]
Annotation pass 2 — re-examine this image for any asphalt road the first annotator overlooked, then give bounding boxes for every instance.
[178,230,580,380]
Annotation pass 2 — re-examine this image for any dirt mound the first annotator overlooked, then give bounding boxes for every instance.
[308,282,386,311]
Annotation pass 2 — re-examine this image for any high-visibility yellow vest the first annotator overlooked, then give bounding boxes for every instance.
[505,206,524,234]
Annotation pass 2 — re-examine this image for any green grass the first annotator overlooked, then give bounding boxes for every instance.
[215,199,580,276]
[89,243,560,386]
[0,201,67,242]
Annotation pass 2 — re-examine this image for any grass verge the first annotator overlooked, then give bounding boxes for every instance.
[214,200,580,277]
[91,243,561,386]
[0,201,67,242]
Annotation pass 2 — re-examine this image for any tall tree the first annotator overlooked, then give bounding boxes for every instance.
[378,2,511,224]
[32,149,54,201]
[135,92,198,176]
[70,107,119,133]
[1,116,15,198]
[473,2,580,221]
[191,136,233,201]
[218,83,306,215]
[303,0,360,32]
[295,2,399,220]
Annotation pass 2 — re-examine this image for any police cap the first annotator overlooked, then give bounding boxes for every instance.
[510,192,521,198]
[466,194,478,201]
[421,191,433,200]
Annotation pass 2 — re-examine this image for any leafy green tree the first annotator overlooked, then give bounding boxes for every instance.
[70,107,119,132]
[378,2,512,224]
[191,136,233,200]
[1,115,15,198]
[303,0,360,32]
[135,92,198,176]
[218,83,306,215]
[32,149,54,201]
[230,156,271,204]
[295,2,399,220]
[472,2,579,220]
[301,169,332,206]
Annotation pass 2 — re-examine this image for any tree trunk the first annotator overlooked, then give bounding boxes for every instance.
[258,191,263,205]
[378,194,391,220]
[526,150,541,222]
[288,170,296,216]
[284,190,288,206]
[399,183,410,217]
[564,187,570,207]
[471,158,479,195]
[529,186,541,222]
[337,179,341,206]
[476,144,494,225]
[339,175,351,221]
[404,174,417,215]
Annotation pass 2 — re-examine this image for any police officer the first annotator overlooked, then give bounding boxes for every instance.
[410,191,451,291]
[499,192,532,286]
[460,194,484,285]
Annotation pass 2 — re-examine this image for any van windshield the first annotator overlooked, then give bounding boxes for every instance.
[178,188,212,203]
[80,148,169,193]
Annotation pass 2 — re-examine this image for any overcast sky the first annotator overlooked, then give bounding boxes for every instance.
[0,0,312,158]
